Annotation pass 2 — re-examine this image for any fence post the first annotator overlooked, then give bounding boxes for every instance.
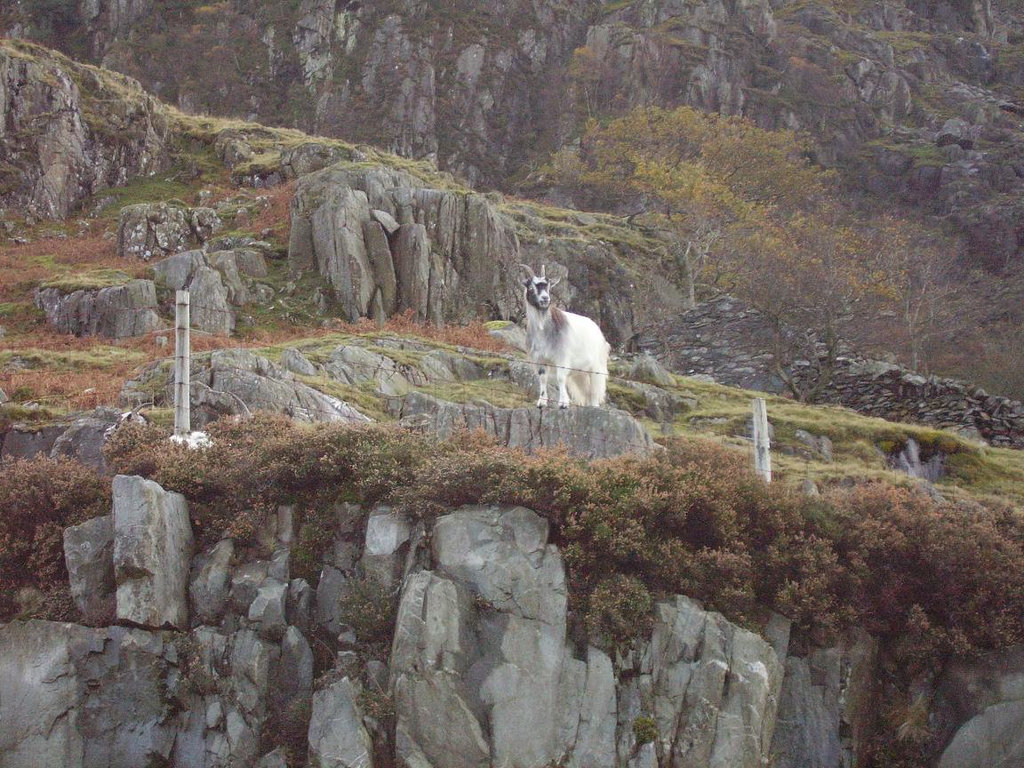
[752,397,771,483]
[174,290,190,438]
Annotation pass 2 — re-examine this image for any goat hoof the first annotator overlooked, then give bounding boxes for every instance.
[559,402,569,410]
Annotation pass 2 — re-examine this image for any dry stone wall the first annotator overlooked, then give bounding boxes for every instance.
[655,297,1024,448]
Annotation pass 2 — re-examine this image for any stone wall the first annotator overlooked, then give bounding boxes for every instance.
[652,296,1024,448]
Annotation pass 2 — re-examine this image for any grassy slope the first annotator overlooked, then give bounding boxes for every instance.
[0,43,1021,509]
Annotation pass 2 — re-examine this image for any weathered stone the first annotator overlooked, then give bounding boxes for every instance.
[63,515,115,626]
[247,578,288,641]
[648,595,785,768]
[208,250,249,306]
[35,281,162,339]
[272,625,314,712]
[325,344,412,396]
[629,354,676,387]
[190,538,235,626]
[112,474,194,630]
[0,44,171,220]
[49,410,120,470]
[118,202,217,261]
[934,645,1024,768]
[308,677,375,768]
[281,346,318,376]
[362,509,412,588]
[0,621,180,768]
[0,424,66,461]
[392,392,657,459]
[770,630,879,768]
[287,577,314,633]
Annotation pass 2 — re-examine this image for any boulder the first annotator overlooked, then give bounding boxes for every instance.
[63,515,116,626]
[361,509,413,588]
[308,677,375,768]
[35,281,162,339]
[281,346,319,376]
[195,348,371,425]
[118,202,220,261]
[391,392,657,458]
[0,424,66,461]
[247,578,288,641]
[49,409,121,471]
[112,475,194,630]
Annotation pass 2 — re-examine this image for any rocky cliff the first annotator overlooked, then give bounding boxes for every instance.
[9,0,1024,270]
[1,470,1020,768]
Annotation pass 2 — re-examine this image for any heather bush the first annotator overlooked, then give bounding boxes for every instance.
[97,415,1024,675]
[0,456,110,617]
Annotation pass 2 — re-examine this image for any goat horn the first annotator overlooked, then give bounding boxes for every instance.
[518,263,536,278]
[540,264,546,278]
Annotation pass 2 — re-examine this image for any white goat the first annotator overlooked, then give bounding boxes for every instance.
[520,264,610,408]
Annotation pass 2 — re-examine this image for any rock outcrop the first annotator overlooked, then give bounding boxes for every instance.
[118,202,221,262]
[0,407,121,469]
[112,474,194,630]
[289,165,520,324]
[0,39,170,219]
[35,280,162,339]
[391,391,657,459]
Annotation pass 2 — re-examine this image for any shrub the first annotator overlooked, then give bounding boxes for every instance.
[632,716,658,746]
[0,456,110,617]
[585,574,654,649]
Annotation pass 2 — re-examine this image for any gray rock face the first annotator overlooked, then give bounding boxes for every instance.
[112,474,194,630]
[770,631,879,768]
[118,203,220,261]
[391,391,657,459]
[49,410,120,471]
[308,677,375,768]
[290,166,520,324]
[122,347,371,426]
[391,506,785,768]
[35,281,162,339]
[190,538,235,626]
[152,250,234,335]
[0,621,181,768]
[196,349,371,425]
[0,41,170,219]
[63,515,116,626]
[934,645,1024,768]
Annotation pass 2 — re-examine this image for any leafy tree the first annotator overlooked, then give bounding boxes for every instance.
[556,106,829,309]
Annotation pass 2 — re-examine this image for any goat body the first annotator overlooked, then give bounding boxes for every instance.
[521,267,610,408]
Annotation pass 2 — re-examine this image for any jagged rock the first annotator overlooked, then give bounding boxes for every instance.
[118,202,220,261]
[629,354,676,387]
[770,630,879,768]
[288,578,314,634]
[290,166,520,324]
[120,347,371,426]
[280,142,352,178]
[315,565,351,636]
[487,321,528,351]
[794,429,835,463]
[112,474,194,630]
[63,515,115,626]
[281,346,318,376]
[391,392,657,459]
[0,424,66,461]
[362,509,412,588]
[272,626,314,712]
[248,579,288,641]
[392,506,784,768]
[933,645,1024,768]
[416,350,485,382]
[0,41,170,219]
[207,251,249,305]
[190,538,235,626]
[617,380,695,422]
[49,409,121,470]
[308,677,375,768]
[324,344,412,396]
[153,250,235,334]
[888,437,944,481]
[0,621,181,768]
[35,281,162,339]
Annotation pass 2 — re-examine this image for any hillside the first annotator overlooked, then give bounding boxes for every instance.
[1,35,1024,768]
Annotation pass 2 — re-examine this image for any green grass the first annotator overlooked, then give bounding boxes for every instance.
[40,268,149,292]
[0,346,148,370]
